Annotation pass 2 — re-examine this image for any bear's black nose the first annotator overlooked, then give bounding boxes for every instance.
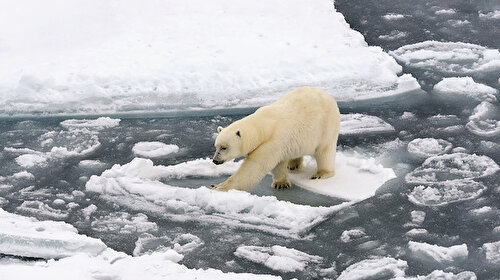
[213,159,223,165]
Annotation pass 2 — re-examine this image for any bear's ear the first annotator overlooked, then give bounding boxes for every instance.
[236,130,241,137]
[217,126,223,133]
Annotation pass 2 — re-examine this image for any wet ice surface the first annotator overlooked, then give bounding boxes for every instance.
[0,1,499,280]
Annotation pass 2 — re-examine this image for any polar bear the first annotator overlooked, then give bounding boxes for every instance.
[212,87,340,191]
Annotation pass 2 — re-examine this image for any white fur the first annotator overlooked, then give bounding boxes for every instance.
[213,87,340,191]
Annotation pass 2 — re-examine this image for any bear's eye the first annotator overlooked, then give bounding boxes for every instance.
[220,147,227,151]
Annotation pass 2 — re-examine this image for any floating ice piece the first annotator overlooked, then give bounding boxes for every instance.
[479,10,500,19]
[60,117,120,130]
[173,233,205,253]
[407,138,452,160]
[11,171,35,180]
[466,102,500,137]
[408,241,468,265]
[340,114,395,136]
[404,210,426,227]
[0,208,106,259]
[0,247,279,280]
[408,180,487,207]
[91,212,158,234]
[405,153,499,184]
[16,200,69,220]
[433,77,497,102]
[78,160,108,169]
[427,114,461,126]
[86,158,350,238]
[234,245,322,273]
[132,142,180,158]
[482,241,500,264]
[289,154,396,201]
[337,257,407,280]
[340,228,366,243]
[15,153,48,168]
[435,9,456,15]
[390,41,500,76]
[417,270,477,280]
[41,129,101,158]
[0,0,420,116]
[383,13,405,20]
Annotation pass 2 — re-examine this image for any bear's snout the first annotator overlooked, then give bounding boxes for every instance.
[213,159,223,165]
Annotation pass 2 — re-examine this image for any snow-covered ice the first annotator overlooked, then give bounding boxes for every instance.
[340,114,395,136]
[466,101,500,137]
[405,153,499,184]
[16,200,69,220]
[482,241,500,265]
[433,77,497,102]
[60,117,120,130]
[91,212,158,234]
[390,41,500,76]
[407,138,452,160]
[0,208,106,259]
[408,180,487,207]
[86,157,351,238]
[289,154,396,201]
[408,241,468,266]
[340,228,367,243]
[337,257,407,280]
[0,0,420,116]
[234,245,322,273]
[132,142,180,158]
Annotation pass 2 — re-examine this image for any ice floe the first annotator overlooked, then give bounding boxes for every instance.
[60,117,120,130]
[16,200,69,220]
[91,212,158,234]
[0,0,420,116]
[0,208,106,259]
[408,180,487,207]
[234,245,322,273]
[412,270,477,280]
[340,228,367,243]
[433,77,497,102]
[479,10,500,19]
[172,234,205,254]
[466,101,500,137]
[405,153,499,184]
[132,142,180,158]
[0,247,279,280]
[390,41,500,76]
[340,114,395,136]
[337,257,407,280]
[289,154,396,201]
[86,158,350,238]
[407,138,452,160]
[15,153,48,168]
[408,241,468,266]
[482,241,500,265]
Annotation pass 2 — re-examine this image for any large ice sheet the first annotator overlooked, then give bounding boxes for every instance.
[0,0,420,116]
[86,158,352,238]
[0,248,280,280]
[288,154,396,201]
[0,208,106,259]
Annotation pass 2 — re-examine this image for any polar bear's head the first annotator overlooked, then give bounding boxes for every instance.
[213,125,242,165]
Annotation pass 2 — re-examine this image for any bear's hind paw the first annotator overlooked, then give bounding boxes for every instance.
[272,180,291,190]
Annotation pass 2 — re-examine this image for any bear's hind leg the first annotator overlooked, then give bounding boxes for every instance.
[271,160,291,189]
[312,145,336,180]
[287,157,303,172]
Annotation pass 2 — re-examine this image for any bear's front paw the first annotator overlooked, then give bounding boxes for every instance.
[272,180,291,190]
[311,170,335,180]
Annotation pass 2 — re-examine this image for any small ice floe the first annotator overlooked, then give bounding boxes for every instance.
[132,141,180,158]
[407,138,452,160]
[10,171,35,180]
[400,112,417,120]
[406,153,499,184]
[0,208,106,259]
[466,101,500,138]
[404,210,426,227]
[408,241,468,266]
[15,153,48,168]
[337,257,407,280]
[340,114,395,136]
[91,212,158,234]
[405,228,430,238]
[81,204,97,221]
[173,234,205,253]
[427,114,461,126]
[134,233,205,256]
[340,228,366,243]
[16,200,69,220]
[419,270,477,279]
[289,154,396,201]
[78,160,108,169]
[234,245,322,273]
[482,241,500,265]
[378,31,408,41]
[86,158,350,238]
[433,77,497,102]
[479,10,500,19]
[435,8,456,15]
[60,117,121,130]
[390,41,500,76]
[382,13,405,20]
[408,180,487,207]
